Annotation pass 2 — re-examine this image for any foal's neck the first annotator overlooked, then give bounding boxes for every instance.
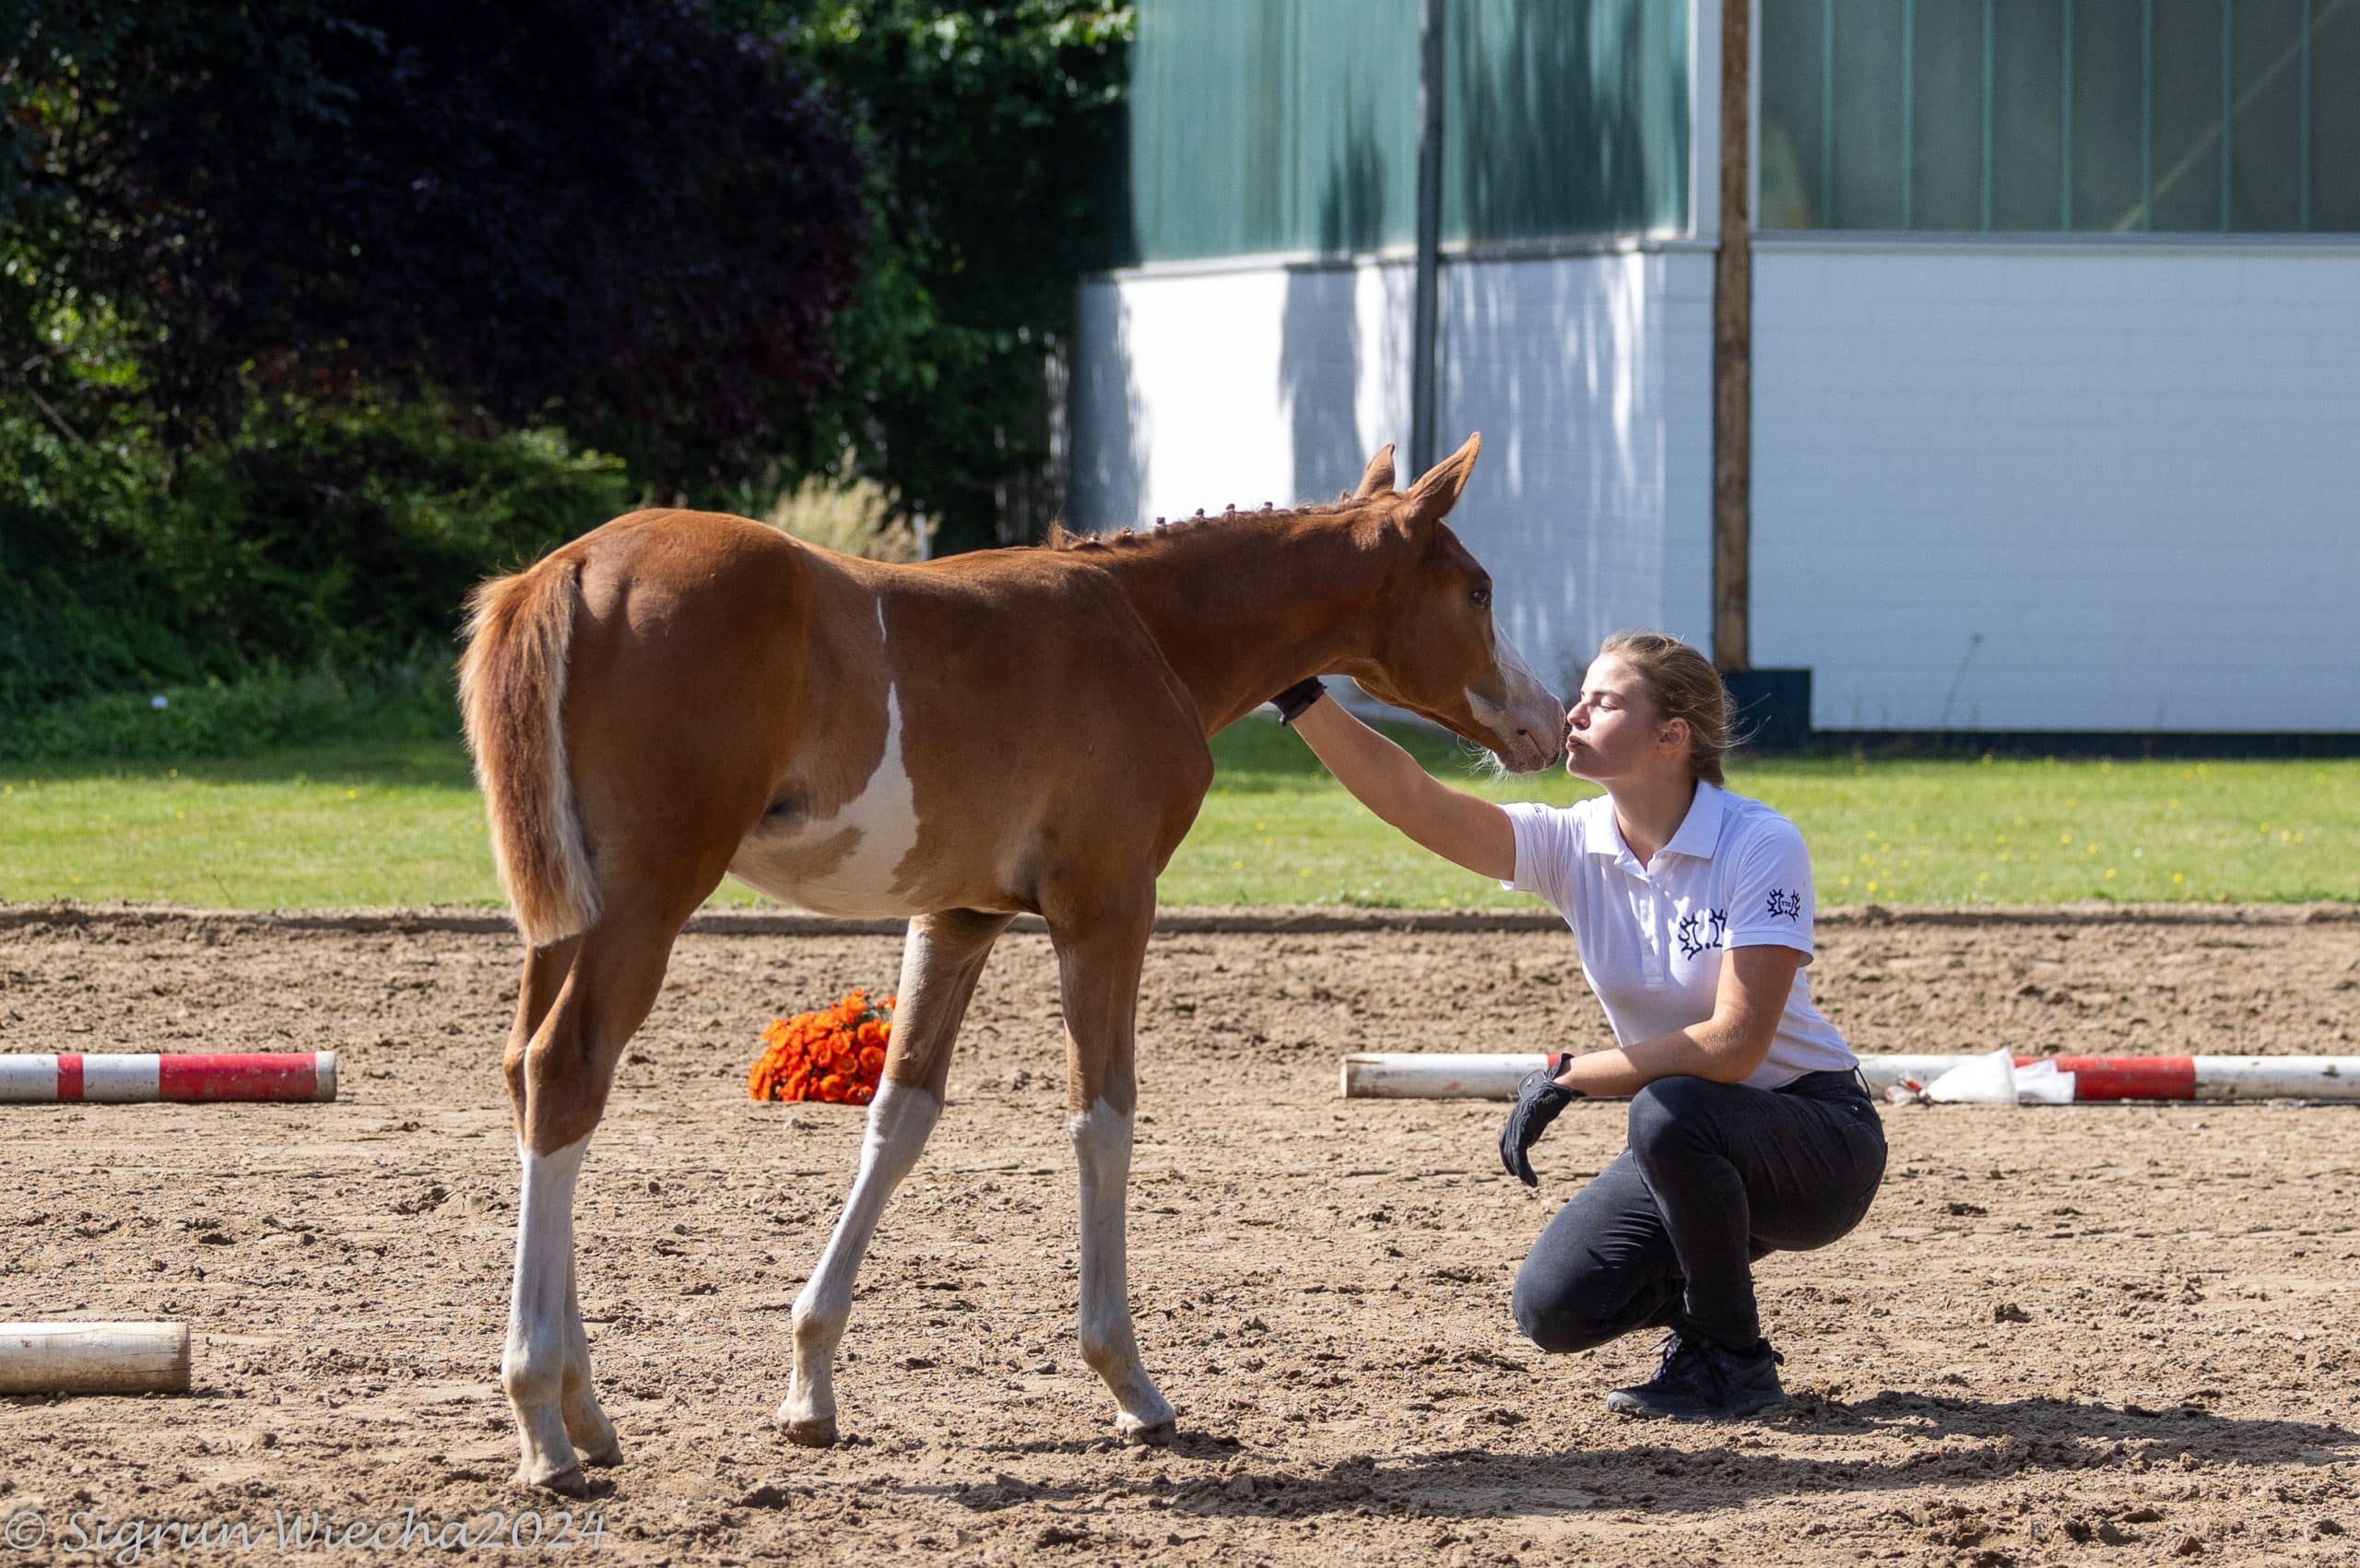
[1088,509,1395,735]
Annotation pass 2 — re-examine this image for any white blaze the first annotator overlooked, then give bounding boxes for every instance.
[1466,627,1550,750]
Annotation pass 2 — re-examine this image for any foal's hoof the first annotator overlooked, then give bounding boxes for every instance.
[518,1461,591,1499]
[577,1439,624,1469]
[1117,1414,1176,1447]
[778,1412,839,1448]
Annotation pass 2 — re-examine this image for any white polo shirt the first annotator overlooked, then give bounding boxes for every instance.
[1500,782,1855,1090]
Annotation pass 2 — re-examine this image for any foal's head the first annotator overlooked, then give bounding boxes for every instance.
[1339,434,1564,774]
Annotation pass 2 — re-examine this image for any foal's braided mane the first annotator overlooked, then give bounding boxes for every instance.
[1045,493,1366,552]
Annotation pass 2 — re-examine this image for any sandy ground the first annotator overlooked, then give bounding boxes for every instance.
[1,905,2356,1566]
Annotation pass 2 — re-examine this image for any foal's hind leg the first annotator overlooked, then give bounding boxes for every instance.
[779,909,1009,1446]
[502,897,710,1495]
[1051,892,1175,1444]
[558,1251,617,1468]
[501,939,620,1471]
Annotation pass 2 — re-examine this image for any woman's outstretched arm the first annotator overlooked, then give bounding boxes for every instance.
[1289,693,1515,882]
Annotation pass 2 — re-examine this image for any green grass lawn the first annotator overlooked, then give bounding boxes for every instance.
[2,723,2353,909]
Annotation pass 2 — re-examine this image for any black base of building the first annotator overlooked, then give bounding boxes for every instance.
[1809,729,2360,760]
[1722,667,1812,752]
[1715,668,2355,758]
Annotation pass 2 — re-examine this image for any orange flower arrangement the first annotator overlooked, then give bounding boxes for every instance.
[749,990,894,1104]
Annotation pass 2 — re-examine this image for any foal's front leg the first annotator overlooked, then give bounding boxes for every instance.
[779,910,1009,1446]
[1053,903,1176,1444]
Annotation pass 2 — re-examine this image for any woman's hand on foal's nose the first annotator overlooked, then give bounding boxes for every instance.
[1499,1053,1585,1187]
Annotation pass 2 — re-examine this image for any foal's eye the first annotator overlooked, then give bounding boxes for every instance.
[1469,586,1492,608]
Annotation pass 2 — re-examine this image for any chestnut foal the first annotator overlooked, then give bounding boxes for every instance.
[459,435,1562,1493]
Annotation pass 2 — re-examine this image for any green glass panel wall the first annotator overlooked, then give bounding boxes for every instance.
[2150,0,2224,230]
[1297,0,1423,251]
[1913,2,1987,230]
[1990,4,2067,230]
[1759,0,1827,228]
[2069,1,2147,230]
[1762,0,2360,233]
[2232,1,2309,230]
[1443,0,1690,242]
[1127,0,1364,261]
[1126,0,1690,263]
[2319,0,2360,228]
[1826,0,1906,229]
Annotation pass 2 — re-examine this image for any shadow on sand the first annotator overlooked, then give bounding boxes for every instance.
[908,1393,2354,1520]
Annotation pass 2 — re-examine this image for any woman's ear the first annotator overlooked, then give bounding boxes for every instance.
[1658,717,1690,756]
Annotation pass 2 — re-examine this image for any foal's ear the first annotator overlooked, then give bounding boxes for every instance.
[1402,432,1481,524]
[1351,443,1398,500]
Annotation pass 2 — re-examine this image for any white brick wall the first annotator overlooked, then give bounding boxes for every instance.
[1439,251,1717,692]
[1752,242,2360,733]
[1068,263,1413,535]
[1071,248,1716,698]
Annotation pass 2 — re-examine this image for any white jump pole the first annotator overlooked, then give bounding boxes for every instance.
[0,1322,191,1395]
[1339,1053,2360,1102]
[1342,1053,1542,1100]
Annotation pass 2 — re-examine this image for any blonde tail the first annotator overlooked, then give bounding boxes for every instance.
[457,558,600,946]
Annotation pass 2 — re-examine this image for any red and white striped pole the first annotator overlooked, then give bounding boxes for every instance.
[0,1052,336,1103]
[1863,1054,2359,1102]
[1338,1052,2360,1103]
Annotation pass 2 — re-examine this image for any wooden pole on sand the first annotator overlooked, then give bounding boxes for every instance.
[0,1322,192,1395]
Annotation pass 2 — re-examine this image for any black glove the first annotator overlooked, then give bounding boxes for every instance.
[1499,1053,1584,1187]
[1271,677,1326,725]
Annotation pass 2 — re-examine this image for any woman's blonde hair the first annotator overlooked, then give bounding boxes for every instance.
[1596,631,1735,785]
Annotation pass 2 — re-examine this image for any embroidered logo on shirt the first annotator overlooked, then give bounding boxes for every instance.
[1765,888,1804,922]
[1676,907,1729,958]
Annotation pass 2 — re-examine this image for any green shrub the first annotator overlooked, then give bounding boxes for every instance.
[761,473,920,560]
[0,403,203,713]
[0,389,631,732]
[0,653,459,762]
[140,394,634,676]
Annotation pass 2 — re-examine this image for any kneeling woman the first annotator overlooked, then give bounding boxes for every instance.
[1276,631,1885,1418]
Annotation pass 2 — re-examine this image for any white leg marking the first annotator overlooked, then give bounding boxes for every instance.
[1069,1098,1175,1441]
[780,1079,942,1443]
[503,1137,590,1491]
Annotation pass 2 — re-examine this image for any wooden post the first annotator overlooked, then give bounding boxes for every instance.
[1712,0,1753,673]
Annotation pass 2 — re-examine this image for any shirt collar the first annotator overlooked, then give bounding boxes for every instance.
[1661,781,1729,861]
[1584,781,1729,863]
[1580,801,1622,857]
